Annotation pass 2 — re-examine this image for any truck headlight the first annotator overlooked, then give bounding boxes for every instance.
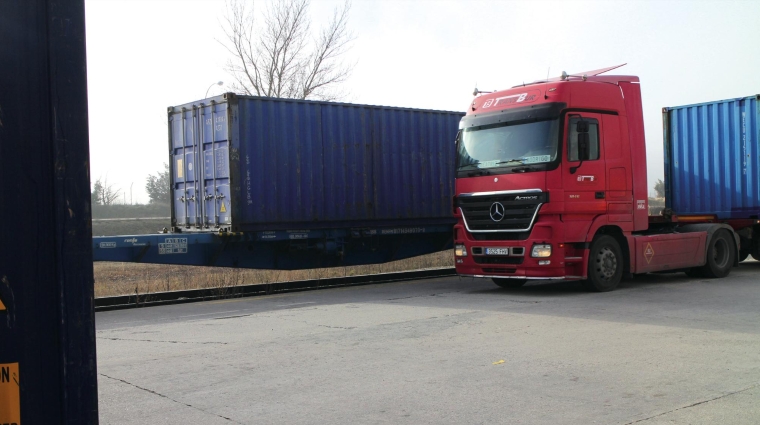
[455,244,467,257]
[531,244,551,258]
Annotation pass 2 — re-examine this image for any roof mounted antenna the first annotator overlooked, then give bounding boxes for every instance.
[561,64,627,81]
[473,85,495,96]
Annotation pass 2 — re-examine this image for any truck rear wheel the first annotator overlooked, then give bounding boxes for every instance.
[698,230,735,278]
[583,235,623,292]
[492,278,527,288]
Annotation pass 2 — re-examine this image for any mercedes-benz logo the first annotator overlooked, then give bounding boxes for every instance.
[489,202,505,222]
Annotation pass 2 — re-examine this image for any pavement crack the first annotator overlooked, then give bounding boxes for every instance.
[98,337,227,345]
[213,314,254,320]
[386,291,460,301]
[100,373,244,424]
[316,324,356,330]
[624,382,760,424]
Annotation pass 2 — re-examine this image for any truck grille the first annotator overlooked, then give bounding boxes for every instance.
[457,191,547,232]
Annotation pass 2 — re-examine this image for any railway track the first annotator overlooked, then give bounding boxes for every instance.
[95,267,457,311]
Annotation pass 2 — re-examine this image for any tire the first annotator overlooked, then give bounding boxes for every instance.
[698,230,735,278]
[583,235,623,292]
[492,278,527,288]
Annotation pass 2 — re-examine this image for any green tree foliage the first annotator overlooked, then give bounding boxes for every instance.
[91,179,103,205]
[145,163,170,204]
[654,178,665,198]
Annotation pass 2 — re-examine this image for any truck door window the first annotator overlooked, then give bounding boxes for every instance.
[568,117,600,161]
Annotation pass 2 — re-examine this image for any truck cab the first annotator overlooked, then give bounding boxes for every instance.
[453,67,738,291]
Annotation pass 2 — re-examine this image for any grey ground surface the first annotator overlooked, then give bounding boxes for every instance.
[97,261,760,424]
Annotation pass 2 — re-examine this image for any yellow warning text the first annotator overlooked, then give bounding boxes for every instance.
[0,362,20,424]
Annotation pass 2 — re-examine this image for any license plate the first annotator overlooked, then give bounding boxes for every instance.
[485,248,509,256]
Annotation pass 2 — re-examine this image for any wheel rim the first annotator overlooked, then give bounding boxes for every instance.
[595,246,617,280]
[712,238,729,268]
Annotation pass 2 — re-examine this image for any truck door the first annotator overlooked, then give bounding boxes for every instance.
[562,113,607,220]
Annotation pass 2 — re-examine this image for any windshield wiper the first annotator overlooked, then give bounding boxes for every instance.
[497,158,527,166]
[457,163,482,171]
[512,165,537,173]
[458,163,493,176]
[458,158,525,172]
[467,169,491,177]
[458,158,533,176]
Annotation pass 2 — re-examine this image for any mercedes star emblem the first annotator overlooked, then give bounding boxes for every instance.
[489,202,505,222]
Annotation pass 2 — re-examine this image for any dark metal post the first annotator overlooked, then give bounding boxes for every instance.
[0,1,98,423]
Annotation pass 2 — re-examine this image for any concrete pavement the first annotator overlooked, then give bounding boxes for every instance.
[96,261,760,424]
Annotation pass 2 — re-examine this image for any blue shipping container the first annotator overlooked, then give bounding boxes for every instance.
[168,94,464,231]
[663,95,760,219]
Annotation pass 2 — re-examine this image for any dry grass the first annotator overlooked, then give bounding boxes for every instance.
[94,250,454,298]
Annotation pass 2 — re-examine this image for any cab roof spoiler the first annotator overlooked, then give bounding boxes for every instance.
[513,64,629,88]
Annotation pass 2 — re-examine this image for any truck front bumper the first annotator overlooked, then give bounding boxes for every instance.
[453,221,586,281]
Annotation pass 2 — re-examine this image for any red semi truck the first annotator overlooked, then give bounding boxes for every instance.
[453,65,755,291]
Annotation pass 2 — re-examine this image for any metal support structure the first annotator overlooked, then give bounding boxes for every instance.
[92,225,454,270]
[0,1,98,423]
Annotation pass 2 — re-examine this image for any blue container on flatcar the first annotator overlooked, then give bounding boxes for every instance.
[663,95,760,219]
[168,94,463,232]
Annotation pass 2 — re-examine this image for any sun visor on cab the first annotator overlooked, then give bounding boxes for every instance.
[459,102,567,129]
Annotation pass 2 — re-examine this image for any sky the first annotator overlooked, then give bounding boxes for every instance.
[85,0,760,204]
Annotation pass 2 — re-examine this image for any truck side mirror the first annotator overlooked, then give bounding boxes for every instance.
[578,133,590,161]
[571,132,590,174]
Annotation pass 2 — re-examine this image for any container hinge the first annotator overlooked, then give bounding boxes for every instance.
[179,196,185,203]
[216,193,225,199]
[204,194,215,200]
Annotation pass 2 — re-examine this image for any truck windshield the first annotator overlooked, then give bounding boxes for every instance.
[456,119,559,172]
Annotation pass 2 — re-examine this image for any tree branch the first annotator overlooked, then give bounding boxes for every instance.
[221,0,354,100]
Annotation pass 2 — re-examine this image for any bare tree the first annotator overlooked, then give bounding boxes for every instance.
[222,0,355,101]
[92,177,121,206]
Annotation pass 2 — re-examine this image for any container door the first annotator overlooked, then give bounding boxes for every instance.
[199,102,231,228]
[171,107,203,228]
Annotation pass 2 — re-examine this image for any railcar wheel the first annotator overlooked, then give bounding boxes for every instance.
[699,230,735,278]
[583,235,623,292]
[492,278,527,288]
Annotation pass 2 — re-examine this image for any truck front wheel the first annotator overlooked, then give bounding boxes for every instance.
[699,230,735,278]
[583,235,623,292]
